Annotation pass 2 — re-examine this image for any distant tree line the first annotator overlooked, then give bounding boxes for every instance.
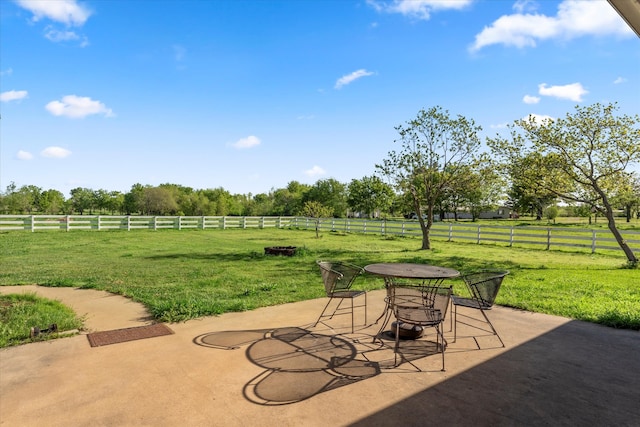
[0,178,398,219]
[2,103,638,262]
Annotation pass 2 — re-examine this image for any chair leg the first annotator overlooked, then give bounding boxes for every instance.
[479,309,505,348]
[453,304,458,343]
[373,308,392,343]
[314,298,334,327]
[350,297,354,333]
[394,320,401,366]
[363,292,367,326]
[331,298,347,320]
[437,324,446,371]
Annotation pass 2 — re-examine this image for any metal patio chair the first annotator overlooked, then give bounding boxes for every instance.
[314,261,366,333]
[452,270,509,348]
[389,284,452,371]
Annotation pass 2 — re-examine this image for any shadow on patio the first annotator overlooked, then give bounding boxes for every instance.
[193,324,449,405]
[349,319,640,426]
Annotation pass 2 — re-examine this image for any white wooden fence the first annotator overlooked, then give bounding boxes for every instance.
[1,215,638,256]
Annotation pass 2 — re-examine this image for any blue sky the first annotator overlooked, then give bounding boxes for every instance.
[1,0,638,197]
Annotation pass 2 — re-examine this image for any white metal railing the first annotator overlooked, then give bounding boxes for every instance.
[0,215,638,256]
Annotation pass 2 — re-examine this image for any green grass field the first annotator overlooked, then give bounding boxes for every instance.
[1,228,638,332]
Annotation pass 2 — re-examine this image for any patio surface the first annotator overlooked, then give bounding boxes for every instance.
[1,285,639,427]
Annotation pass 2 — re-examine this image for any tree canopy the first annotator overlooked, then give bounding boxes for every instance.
[376,106,483,249]
[488,102,640,265]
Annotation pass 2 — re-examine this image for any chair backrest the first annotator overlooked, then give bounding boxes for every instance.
[462,271,509,308]
[316,261,363,295]
[389,285,453,325]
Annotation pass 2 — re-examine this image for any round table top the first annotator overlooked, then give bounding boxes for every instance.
[364,263,460,279]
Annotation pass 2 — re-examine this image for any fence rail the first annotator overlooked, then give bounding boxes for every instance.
[1,215,638,256]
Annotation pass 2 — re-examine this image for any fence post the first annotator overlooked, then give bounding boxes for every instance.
[448,223,453,242]
[66,215,70,232]
[127,216,131,231]
[477,226,481,244]
[592,230,597,253]
[546,228,551,250]
[510,226,514,247]
[363,220,367,234]
[201,216,205,230]
[30,215,35,232]
[381,220,385,235]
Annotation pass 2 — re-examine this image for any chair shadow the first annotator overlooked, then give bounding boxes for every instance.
[193,325,446,405]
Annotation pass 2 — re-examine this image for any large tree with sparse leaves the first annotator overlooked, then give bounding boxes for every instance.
[488,103,639,266]
[377,106,482,250]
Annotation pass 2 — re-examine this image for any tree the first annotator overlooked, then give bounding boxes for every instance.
[123,183,145,215]
[457,159,505,221]
[105,191,124,214]
[545,205,559,223]
[92,189,111,214]
[506,152,561,219]
[301,201,333,238]
[303,178,347,217]
[141,187,178,215]
[39,189,66,214]
[69,187,94,214]
[488,103,640,266]
[347,176,395,218]
[612,172,640,223]
[271,181,309,216]
[377,106,482,249]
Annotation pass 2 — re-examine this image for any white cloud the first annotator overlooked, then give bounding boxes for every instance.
[1,90,28,102]
[523,113,554,125]
[335,69,374,89]
[538,82,588,102]
[41,146,72,158]
[16,0,91,26]
[613,77,627,84]
[304,165,326,177]
[231,135,261,149]
[1,68,13,76]
[43,27,89,47]
[16,150,33,160]
[367,0,472,20]
[470,0,633,52]
[45,95,114,118]
[523,94,540,104]
[512,0,538,14]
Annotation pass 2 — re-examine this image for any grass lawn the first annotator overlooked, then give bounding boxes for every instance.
[0,293,83,347]
[1,228,638,333]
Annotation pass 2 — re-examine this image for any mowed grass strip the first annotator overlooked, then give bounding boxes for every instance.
[0,293,83,347]
[0,228,637,329]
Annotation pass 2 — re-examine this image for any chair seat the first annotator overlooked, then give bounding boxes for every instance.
[330,290,366,299]
[452,295,491,310]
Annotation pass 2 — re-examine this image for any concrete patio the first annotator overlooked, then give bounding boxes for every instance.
[1,285,639,426]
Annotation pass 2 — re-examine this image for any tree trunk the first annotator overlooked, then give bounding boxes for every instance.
[605,214,638,264]
[598,200,638,264]
[419,204,434,250]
